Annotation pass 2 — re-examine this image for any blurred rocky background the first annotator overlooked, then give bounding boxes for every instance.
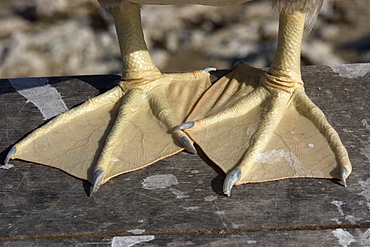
[0,0,369,78]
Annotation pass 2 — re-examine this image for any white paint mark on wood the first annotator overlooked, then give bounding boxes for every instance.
[204,195,217,202]
[9,78,68,120]
[362,119,370,130]
[331,201,345,216]
[331,201,363,224]
[127,229,145,235]
[182,206,199,211]
[231,223,244,228]
[0,164,14,169]
[332,229,356,247]
[331,218,341,224]
[330,63,370,78]
[170,188,189,199]
[358,178,370,209]
[111,236,154,247]
[359,229,370,245]
[345,215,362,224]
[141,174,178,190]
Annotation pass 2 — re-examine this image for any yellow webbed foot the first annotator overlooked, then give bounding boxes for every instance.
[179,63,351,195]
[6,70,211,194]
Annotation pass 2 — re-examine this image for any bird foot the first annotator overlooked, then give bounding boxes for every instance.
[7,70,212,193]
[179,63,352,196]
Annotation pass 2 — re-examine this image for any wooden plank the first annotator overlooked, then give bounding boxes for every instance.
[0,64,369,245]
[2,228,370,246]
[112,228,370,246]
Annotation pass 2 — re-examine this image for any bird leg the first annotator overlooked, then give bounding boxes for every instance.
[6,1,212,195]
[178,11,352,196]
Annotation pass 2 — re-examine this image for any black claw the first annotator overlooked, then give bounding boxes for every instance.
[5,146,16,165]
[181,136,197,154]
[174,122,195,131]
[340,167,348,187]
[223,168,241,196]
[90,169,105,197]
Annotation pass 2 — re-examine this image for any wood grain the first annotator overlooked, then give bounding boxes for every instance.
[0,64,369,246]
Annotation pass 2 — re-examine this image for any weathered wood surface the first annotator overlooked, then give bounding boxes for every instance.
[0,64,369,246]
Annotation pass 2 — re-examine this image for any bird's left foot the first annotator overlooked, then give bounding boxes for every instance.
[177,63,352,196]
[6,69,212,195]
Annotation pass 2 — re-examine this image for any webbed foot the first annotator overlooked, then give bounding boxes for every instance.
[179,8,352,196]
[7,69,211,193]
[181,63,351,196]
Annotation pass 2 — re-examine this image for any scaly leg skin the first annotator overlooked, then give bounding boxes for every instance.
[5,1,212,195]
[178,11,352,196]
